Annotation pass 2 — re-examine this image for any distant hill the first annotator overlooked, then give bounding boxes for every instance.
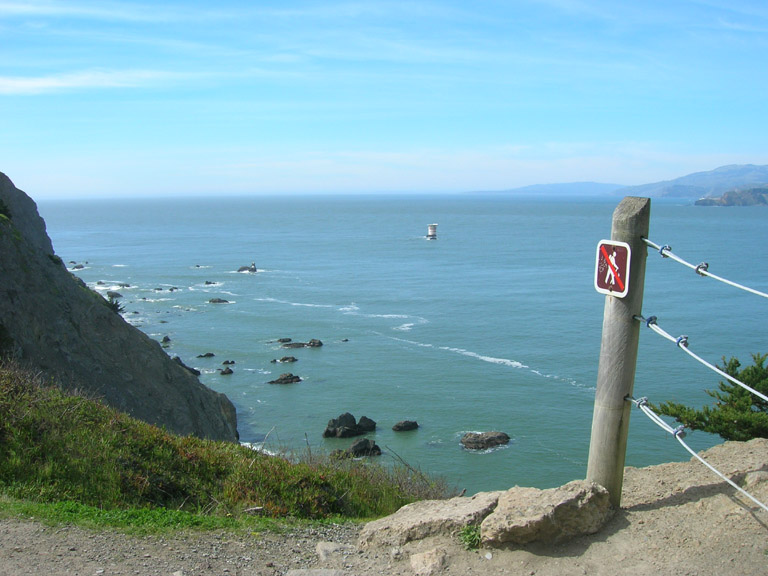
[487,182,625,196]
[694,186,768,206]
[617,164,768,198]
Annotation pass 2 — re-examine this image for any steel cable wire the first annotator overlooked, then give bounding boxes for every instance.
[643,238,768,300]
[628,396,768,514]
[635,315,768,404]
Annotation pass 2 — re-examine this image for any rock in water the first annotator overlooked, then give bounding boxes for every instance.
[0,172,238,442]
[268,373,301,384]
[460,431,510,450]
[347,438,382,457]
[323,412,376,438]
[393,420,419,431]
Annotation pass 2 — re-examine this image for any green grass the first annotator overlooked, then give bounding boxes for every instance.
[0,362,451,531]
[458,524,482,550]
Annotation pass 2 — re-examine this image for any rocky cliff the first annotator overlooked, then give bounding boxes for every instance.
[0,172,238,441]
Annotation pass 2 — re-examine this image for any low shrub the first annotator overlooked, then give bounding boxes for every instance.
[0,362,451,527]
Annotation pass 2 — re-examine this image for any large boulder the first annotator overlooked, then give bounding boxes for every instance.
[359,491,503,547]
[0,172,238,442]
[480,480,613,546]
[359,481,612,549]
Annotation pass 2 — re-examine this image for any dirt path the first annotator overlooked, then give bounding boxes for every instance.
[1,440,767,575]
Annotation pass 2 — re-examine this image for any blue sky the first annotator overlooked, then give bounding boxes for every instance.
[1,0,767,198]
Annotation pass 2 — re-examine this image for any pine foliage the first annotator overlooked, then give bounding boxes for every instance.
[656,353,768,441]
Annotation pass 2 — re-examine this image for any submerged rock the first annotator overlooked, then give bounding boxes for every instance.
[270,356,298,364]
[268,373,301,384]
[282,338,323,349]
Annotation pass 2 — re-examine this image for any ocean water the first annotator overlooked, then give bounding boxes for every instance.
[37,194,768,495]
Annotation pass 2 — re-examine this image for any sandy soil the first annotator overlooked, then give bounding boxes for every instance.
[1,440,767,576]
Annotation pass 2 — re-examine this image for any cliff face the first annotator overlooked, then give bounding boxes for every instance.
[0,173,238,442]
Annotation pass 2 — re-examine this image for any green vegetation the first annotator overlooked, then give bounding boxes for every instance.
[48,254,64,267]
[656,353,768,441]
[0,198,10,219]
[105,293,125,314]
[458,524,482,550]
[0,363,449,532]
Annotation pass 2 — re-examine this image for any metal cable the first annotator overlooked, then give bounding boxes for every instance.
[628,396,768,514]
[635,315,768,404]
[643,238,768,300]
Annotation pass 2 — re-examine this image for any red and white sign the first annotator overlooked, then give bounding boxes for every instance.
[595,240,631,298]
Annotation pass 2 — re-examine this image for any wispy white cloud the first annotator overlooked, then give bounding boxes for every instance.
[0,0,232,23]
[0,68,185,94]
[0,0,156,21]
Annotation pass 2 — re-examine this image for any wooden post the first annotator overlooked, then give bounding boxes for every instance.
[587,196,650,508]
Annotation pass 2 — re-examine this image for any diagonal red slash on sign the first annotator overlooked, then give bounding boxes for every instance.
[600,244,625,292]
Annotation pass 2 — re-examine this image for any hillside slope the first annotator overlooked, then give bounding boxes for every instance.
[618,164,768,198]
[1,439,766,575]
[0,172,238,441]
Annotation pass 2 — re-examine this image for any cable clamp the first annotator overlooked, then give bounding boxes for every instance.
[645,315,657,328]
[676,335,689,348]
[635,396,649,408]
[659,244,672,257]
[673,425,687,439]
[695,262,709,276]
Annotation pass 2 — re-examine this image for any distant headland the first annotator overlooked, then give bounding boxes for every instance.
[694,186,768,206]
[487,163,768,200]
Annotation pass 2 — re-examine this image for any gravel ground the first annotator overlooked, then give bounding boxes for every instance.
[1,440,767,575]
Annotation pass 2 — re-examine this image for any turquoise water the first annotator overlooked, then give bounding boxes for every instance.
[37,194,768,494]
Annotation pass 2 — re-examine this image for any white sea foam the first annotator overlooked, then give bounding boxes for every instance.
[389,337,589,393]
[290,302,333,308]
[439,346,526,369]
[243,368,271,374]
[255,297,334,308]
[241,442,279,457]
[189,282,222,291]
[387,335,435,348]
